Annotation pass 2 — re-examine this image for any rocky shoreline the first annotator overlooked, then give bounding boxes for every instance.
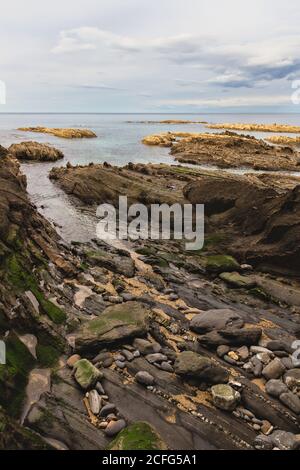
[142,131,300,171]
[1,129,300,450]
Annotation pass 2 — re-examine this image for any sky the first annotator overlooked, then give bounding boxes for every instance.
[1,0,300,112]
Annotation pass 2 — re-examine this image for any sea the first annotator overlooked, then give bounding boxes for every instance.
[0,113,300,242]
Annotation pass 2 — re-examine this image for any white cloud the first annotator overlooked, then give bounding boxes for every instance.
[2,0,300,111]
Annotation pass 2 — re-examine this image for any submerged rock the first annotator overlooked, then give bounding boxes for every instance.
[198,328,262,348]
[205,255,240,274]
[265,379,288,398]
[104,419,127,437]
[135,371,155,386]
[219,272,256,289]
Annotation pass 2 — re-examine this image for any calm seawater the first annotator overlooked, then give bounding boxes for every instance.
[0,113,300,242]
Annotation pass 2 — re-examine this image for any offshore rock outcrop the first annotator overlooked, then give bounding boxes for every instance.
[8,141,64,162]
[170,132,300,171]
[205,123,300,133]
[18,127,97,139]
[142,131,300,171]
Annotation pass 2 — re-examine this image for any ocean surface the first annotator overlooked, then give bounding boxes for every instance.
[1,113,300,242]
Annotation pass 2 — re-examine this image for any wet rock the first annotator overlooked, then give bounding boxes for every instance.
[270,430,300,450]
[102,357,114,368]
[107,295,123,304]
[190,308,244,334]
[92,351,112,364]
[281,357,294,370]
[135,371,155,386]
[283,369,300,389]
[256,352,271,365]
[261,420,273,435]
[217,345,230,358]
[250,346,272,355]
[265,379,288,398]
[74,302,151,351]
[159,362,174,372]
[211,384,241,411]
[254,434,274,450]
[95,382,105,395]
[121,293,136,301]
[169,293,178,301]
[88,390,101,415]
[73,359,103,390]
[219,272,256,289]
[85,250,135,278]
[133,338,161,355]
[174,351,229,384]
[279,392,300,414]
[205,255,240,274]
[145,353,168,364]
[99,404,116,417]
[199,328,262,348]
[67,354,81,368]
[104,419,127,437]
[262,358,285,380]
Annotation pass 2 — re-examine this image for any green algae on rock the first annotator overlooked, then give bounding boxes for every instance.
[107,422,168,450]
[205,255,240,274]
[0,332,36,418]
[73,359,103,390]
[74,302,151,351]
[219,272,257,289]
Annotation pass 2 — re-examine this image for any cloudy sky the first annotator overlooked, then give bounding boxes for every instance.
[1,0,300,112]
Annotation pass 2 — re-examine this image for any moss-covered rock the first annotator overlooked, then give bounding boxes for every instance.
[107,422,168,450]
[0,407,52,449]
[0,332,36,417]
[73,359,103,390]
[219,272,256,289]
[74,301,151,351]
[205,255,240,274]
[5,254,66,324]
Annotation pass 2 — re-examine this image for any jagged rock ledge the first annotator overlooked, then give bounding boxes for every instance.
[18,126,97,139]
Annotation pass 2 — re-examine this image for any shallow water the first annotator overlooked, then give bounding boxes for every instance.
[1,113,300,242]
